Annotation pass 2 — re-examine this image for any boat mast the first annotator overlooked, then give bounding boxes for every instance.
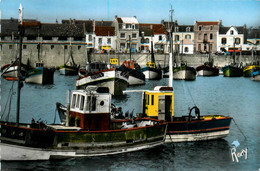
[168,5,174,87]
[16,4,23,126]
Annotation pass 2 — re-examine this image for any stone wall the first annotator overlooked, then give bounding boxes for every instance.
[0,42,259,68]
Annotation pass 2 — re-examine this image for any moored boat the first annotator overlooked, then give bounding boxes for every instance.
[25,66,55,85]
[1,62,27,81]
[75,62,129,96]
[251,70,260,81]
[140,41,162,80]
[196,62,219,76]
[243,64,260,77]
[140,61,162,80]
[121,60,145,86]
[222,64,243,77]
[58,45,79,75]
[172,63,196,80]
[0,86,167,160]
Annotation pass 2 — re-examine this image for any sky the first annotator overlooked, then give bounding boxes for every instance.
[1,0,260,27]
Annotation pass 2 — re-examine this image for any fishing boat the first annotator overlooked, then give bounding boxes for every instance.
[1,61,27,81]
[75,61,129,96]
[243,64,260,77]
[24,63,55,85]
[140,41,162,80]
[127,7,232,142]
[172,63,196,80]
[222,64,243,77]
[196,62,219,76]
[120,60,145,86]
[251,70,260,81]
[0,6,167,161]
[58,45,79,75]
[0,86,167,161]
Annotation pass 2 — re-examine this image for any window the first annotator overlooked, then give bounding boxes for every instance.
[23,45,27,49]
[78,46,81,50]
[27,36,36,40]
[64,45,68,49]
[132,33,137,38]
[98,38,102,44]
[151,95,154,105]
[59,37,67,41]
[198,33,202,40]
[43,36,52,40]
[185,34,191,39]
[120,43,125,50]
[51,45,54,49]
[88,35,92,41]
[175,27,179,32]
[185,47,189,52]
[235,38,240,44]
[175,35,179,41]
[80,96,85,110]
[221,38,227,44]
[120,33,125,38]
[198,44,201,51]
[76,95,80,108]
[209,44,212,51]
[230,30,234,35]
[107,38,111,44]
[147,95,150,105]
[204,44,207,51]
[159,35,162,41]
[71,94,77,108]
[199,26,202,31]
[210,26,213,30]
[9,45,13,49]
[204,34,207,40]
[186,27,191,32]
[141,38,145,44]
[132,24,135,29]
[145,38,149,43]
[126,24,131,29]
[210,33,213,40]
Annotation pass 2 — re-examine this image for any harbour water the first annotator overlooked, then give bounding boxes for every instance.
[0,72,259,170]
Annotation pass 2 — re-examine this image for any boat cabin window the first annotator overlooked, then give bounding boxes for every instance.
[80,95,85,110]
[76,94,80,108]
[151,95,154,105]
[71,94,77,108]
[86,96,96,111]
[147,95,150,105]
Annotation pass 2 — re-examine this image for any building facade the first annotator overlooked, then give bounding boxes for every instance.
[194,21,221,53]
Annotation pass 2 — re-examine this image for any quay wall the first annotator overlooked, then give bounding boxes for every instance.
[0,44,259,68]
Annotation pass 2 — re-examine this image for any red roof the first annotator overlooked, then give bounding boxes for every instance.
[139,24,167,34]
[196,21,219,25]
[95,26,115,36]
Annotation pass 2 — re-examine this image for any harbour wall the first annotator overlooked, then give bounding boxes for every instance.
[0,44,259,68]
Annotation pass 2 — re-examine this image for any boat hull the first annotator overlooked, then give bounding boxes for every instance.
[75,69,129,95]
[0,120,166,161]
[251,70,260,81]
[165,117,232,143]
[59,66,78,75]
[25,67,55,85]
[222,65,243,77]
[1,66,26,80]
[140,67,162,80]
[173,69,196,80]
[196,65,219,76]
[243,65,260,77]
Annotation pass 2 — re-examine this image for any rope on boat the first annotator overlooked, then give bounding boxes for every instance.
[182,81,196,106]
[232,118,247,140]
